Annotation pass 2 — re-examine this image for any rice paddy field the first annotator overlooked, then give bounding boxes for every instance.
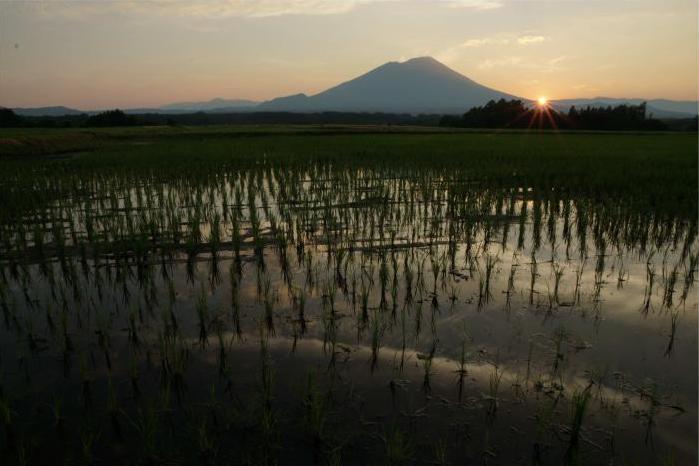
[0,127,697,465]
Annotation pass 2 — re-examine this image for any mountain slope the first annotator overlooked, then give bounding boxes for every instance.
[258,57,518,114]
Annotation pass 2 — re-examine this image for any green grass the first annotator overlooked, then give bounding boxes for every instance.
[1,126,695,219]
[0,124,453,157]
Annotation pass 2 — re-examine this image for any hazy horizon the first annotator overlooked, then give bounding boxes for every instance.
[1,0,697,109]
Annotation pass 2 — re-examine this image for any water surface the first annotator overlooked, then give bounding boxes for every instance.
[0,161,696,465]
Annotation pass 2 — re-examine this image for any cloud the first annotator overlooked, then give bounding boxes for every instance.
[168,0,363,18]
[462,37,510,47]
[458,33,546,49]
[35,0,504,19]
[517,35,546,45]
[477,55,566,72]
[436,31,545,64]
[30,0,368,20]
[445,0,503,10]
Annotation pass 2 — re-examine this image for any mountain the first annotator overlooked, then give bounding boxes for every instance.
[160,97,259,112]
[551,98,697,118]
[13,106,84,117]
[9,61,697,118]
[258,57,519,114]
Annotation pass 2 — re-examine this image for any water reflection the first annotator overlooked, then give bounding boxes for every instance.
[0,163,696,465]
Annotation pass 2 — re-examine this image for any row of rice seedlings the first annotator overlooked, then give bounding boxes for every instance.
[0,155,694,464]
[4,162,693,274]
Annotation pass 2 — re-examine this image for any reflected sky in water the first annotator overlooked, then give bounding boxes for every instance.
[0,163,696,464]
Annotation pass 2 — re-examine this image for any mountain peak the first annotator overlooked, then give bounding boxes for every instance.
[402,56,441,65]
[258,57,518,114]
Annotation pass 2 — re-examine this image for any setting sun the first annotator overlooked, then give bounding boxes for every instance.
[537,96,548,106]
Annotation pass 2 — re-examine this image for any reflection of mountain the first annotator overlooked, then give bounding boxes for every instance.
[257,56,518,114]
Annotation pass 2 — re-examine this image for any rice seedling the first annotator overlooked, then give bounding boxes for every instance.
[324,444,344,466]
[381,425,413,466]
[525,339,535,390]
[0,130,695,465]
[664,310,680,357]
[529,255,539,305]
[659,451,677,466]
[127,404,160,460]
[680,252,698,303]
[565,387,591,463]
[454,338,469,402]
[303,370,328,446]
[14,437,30,466]
[552,262,564,305]
[106,377,124,442]
[420,340,437,395]
[160,332,189,403]
[370,309,383,373]
[295,288,307,336]
[360,279,370,327]
[193,287,210,348]
[662,265,679,309]
[0,387,15,447]
[80,428,101,464]
[433,438,449,465]
[259,326,274,410]
[80,355,94,411]
[640,253,657,314]
[485,357,503,415]
[550,328,568,380]
[263,273,276,335]
[196,416,218,462]
[47,393,65,429]
[208,212,221,258]
[615,255,627,289]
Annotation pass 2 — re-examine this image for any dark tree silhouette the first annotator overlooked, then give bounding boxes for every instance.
[440,99,564,129]
[568,102,665,130]
[0,108,24,127]
[85,109,137,127]
[440,99,667,131]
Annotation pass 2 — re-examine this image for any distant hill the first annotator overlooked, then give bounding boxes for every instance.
[258,57,519,114]
[159,98,259,112]
[13,106,84,117]
[552,98,697,119]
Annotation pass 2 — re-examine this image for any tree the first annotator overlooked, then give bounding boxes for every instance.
[440,99,564,129]
[85,109,136,127]
[441,100,666,131]
[0,108,24,127]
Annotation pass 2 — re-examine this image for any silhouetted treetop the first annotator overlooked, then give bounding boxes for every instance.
[85,109,137,127]
[440,99,666,131]
[0,108,23,127]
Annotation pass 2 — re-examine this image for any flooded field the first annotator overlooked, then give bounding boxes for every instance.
[0,132,696,465]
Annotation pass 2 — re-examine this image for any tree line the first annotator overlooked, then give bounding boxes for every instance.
[0,108,441,128]
[438,99,696,131]
[1,103,696,131]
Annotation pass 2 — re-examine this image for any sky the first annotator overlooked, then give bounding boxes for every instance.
[0,0,697,109]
